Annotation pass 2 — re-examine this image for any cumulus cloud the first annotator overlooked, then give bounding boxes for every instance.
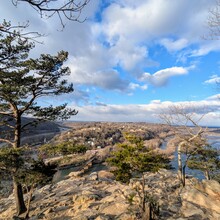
[68,68,129,91]
[109,37,148,72]
[204,75,220,84]
[100,0,215,43]
[139,67,188,87]
[3,0,218,92]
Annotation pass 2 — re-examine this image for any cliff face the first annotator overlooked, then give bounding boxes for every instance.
[0,169,219,220]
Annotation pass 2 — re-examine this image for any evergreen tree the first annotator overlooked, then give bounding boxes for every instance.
[0,21,77,215]
[107,134,172,183]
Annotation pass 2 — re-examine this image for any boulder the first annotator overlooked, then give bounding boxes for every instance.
[98,170,115,181]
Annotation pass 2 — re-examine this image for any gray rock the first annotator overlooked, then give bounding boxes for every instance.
[88,172,98,181]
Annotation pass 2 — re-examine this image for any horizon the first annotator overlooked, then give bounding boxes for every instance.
[1,0,220,126]
[62,120,220,129]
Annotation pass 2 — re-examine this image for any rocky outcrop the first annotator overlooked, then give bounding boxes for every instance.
[180,179,220,219]
[0,169,219,220]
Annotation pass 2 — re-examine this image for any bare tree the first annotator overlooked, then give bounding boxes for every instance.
[159,104,207,187]
[206,0,220,39]
[11,0,90,28]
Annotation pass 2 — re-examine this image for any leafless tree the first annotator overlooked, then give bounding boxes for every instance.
[11,0,90,28]
[159,104,207,187]
[206,0,220,39]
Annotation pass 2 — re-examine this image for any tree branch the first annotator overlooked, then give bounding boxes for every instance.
[205,0,220,40]
[0,20,43,43]
[0,111,13,117]
[11,0,90,29]
[0,138,14,146]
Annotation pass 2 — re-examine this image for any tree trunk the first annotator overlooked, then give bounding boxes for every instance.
[13,114,21,149]
[204,170,210,180]
[182,164,186,187]
[177,145,183,186]
[141,175,146,214]
[13,114,27,215]
[25,185,34,219]
[143,203,151,220]
[13,176,27,216]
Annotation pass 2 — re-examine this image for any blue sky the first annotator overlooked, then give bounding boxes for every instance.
[1,0,220,126]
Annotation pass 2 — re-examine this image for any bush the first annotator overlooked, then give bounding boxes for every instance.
[39,141,88,157]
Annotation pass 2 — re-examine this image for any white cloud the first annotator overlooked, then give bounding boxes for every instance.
[96,0,220,65]
[206,94,220,100]
[150,100,161,104]
[65,43,131,91]
[139,67,188,87]
[68,67,129,91]
[109,37,148,72]
[101,0,215,42]
[129,83,148,90]
[71,95,220,126]
[190,42,220,57]
[204,75,220,84]
[160,38,189,52]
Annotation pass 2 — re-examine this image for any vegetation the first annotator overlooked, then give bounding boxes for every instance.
[107,134,171,219]
[0,146,57,218]
[40,141,88,157]
[16,159,57,218]
[0,21,76,215]
[107,134,172,183]
[188,145,220,181]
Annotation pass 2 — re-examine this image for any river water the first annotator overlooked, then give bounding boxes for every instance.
[53,163,108,183]
[169,135,220,179]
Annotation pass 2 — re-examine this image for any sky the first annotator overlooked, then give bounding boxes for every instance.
[1,0,220,126]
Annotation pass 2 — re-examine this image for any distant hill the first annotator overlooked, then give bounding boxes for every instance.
[21,117,60,136]
[0,117,61,146]
[0,117,60,135]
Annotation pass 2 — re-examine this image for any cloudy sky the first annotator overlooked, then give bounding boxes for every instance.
[1,0,220,126]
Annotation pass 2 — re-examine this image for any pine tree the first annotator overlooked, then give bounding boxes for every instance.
[0,21,77,215]
[107,134,171,183]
